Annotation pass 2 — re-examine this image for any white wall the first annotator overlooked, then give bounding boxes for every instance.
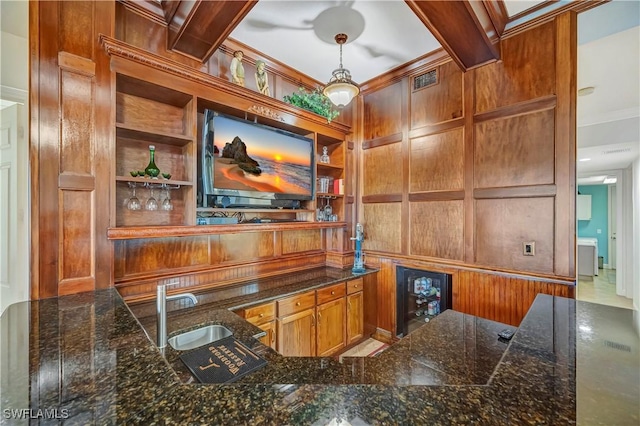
[0,31,28,91]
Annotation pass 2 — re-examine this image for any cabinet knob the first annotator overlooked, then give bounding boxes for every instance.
[354,285,358,288]
[296,302,301,306]
[331,291,335,295]
[259,313,264,317]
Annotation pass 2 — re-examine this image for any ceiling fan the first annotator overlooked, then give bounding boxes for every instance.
[243,1,405,62]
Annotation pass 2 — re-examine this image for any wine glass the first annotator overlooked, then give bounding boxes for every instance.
[127,183,141,211]
[161,187,173,211]
[146,188,158,211]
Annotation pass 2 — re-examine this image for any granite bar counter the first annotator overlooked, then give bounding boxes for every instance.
[1,275,579,425]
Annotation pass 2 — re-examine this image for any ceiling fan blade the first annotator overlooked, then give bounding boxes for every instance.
[245,18,311,31]
[356,43,406,63]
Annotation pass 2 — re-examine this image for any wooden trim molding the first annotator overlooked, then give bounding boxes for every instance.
[474,184,557,199]
[361,194,403,204]
[408,190,465,202]
[362,133,403,150]
[107,221,347,240]
[473,95,557,123]
[99,36,351,134]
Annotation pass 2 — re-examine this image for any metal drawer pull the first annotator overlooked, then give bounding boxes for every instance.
[296,302,301,306]
[331,291,335,295]
[259,313,264,317]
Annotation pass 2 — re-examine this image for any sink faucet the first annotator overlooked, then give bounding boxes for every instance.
[157,283,198,349]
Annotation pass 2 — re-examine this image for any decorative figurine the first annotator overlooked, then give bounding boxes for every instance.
[230,50,245,87]
[319,146,330,164]
[351,223,366,274]
[254,60,270,96]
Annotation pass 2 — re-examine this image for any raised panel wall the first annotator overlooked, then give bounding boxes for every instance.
[409,200,464,260]
[474,109,556,188]
[410,61,464,128]
[363,143,403,196]
[474,21,556,114]
[409,128,464,192]
[362,203,402,254]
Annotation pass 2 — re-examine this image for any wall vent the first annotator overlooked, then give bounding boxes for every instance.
[413,69,438,91]
[601,147,631,155]
[603,340,632,352]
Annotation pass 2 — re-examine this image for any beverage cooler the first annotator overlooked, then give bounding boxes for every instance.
[396,267,452,337]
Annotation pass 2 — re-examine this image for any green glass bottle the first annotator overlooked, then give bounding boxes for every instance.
[145,145,160,178]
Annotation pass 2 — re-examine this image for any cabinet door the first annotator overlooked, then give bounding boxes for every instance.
[347,291,364,345]
[258,320,277,350]
[316,298,346,356]
[277,308,316,357]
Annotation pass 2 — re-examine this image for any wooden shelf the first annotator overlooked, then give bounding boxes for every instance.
[107,221,347,240]
[197,207,314,214]
[317,193,344,198]
[116,123,192,147]
[317,163,343,171]
[116,176,193,186]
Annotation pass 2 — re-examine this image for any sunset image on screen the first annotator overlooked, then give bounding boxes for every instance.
[210,115,312,195]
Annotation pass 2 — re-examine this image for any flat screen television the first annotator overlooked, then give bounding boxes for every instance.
[201,110,315,208]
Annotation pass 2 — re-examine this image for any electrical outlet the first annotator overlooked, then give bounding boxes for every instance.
[523,242,535,256]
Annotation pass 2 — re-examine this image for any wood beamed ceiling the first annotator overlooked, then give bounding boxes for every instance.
[130,0,604,71]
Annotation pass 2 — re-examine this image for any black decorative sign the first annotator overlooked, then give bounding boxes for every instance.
[179,336,267,383]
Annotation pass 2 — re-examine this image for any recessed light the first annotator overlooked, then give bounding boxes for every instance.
[578,86,595,96]
[579,158,591,162]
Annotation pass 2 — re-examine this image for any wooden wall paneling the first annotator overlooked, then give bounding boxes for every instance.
[58,53,96,296]
[210,232,275,264]
[409,200,464,261]
[362,142,403,196]
[362,203,402,254]
[554,12,577,278]
[115,253,328,301]
[32,1,114,297]
[116,2,206,71]
[474,21,555,114]
[453,269,574,326]
[363,272,378,337]
[474,109,556,188]
[410,61,464,128]
[475,197,555,274]
[116,236,210,278]
[374,257,396,341]
[281,229,322,255]
[463,71,475,264]
[363,82,403,140]
[409,127,464,192]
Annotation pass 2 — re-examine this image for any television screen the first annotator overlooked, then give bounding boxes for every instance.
[201,111,314,202]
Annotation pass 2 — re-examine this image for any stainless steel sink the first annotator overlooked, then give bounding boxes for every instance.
[168,325,233,351]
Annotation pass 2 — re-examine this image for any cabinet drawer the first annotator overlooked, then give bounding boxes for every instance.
[347,277,363,295]
[244,302,276,325]
[317,282,346,304]
[277,290,315,317]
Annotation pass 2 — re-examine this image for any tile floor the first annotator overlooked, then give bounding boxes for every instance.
[576,267,639,425]
[338,338,388,361]
[577,268,634,310]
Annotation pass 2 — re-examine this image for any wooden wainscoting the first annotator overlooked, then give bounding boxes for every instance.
[453,269,574,326]
[366,254,575,336]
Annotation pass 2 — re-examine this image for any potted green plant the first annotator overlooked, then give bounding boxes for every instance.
[283,87,340,123]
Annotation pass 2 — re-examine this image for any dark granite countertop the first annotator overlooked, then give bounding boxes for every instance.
[1,269,580,425]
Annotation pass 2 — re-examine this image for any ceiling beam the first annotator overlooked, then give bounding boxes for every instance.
[164,0,257,63]
[404,0,501,71]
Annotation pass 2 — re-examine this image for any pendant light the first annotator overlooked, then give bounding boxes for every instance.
[323,33,360,108]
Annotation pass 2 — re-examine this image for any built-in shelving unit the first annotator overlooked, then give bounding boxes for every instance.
[103,36,352,237]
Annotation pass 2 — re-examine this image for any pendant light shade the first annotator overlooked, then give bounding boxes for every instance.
[323,34,359,108]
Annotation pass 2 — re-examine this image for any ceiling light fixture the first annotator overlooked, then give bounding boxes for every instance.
[323,33,360,108]
[603,176,617,184]
[579,158,591,162]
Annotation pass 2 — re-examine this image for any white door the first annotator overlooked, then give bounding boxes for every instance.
[0,103,26,314]
[609,184,616,269]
